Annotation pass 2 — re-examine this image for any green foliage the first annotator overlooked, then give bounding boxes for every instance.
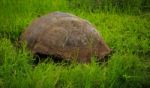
[68,0,150,14]
[0,0,150,88]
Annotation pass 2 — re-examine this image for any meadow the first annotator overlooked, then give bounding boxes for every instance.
[0,0,150,88]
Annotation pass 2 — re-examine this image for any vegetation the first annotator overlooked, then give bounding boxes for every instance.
[69,0,150,14]
[0,0,150,88]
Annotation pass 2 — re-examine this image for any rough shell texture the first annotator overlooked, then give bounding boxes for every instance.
[20,12,111,63]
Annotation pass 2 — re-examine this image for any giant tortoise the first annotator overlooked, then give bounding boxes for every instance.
[20,12,111,63]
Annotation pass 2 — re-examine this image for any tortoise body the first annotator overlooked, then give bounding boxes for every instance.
[21,12,111,63]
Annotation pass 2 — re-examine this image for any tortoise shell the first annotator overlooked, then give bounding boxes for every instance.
[20,12,111,63]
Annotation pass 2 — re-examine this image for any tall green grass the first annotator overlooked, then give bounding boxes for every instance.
[68,0,150,14]
[0,0,150,88]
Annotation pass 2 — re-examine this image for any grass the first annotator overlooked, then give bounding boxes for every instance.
[0,0,150,88]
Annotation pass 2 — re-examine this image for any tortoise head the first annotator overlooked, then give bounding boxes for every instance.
[96,38,111,60]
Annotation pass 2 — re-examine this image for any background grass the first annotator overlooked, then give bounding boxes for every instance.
[0,0,150,88]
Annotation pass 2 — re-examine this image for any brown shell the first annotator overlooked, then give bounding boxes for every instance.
[20,12,111,63]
